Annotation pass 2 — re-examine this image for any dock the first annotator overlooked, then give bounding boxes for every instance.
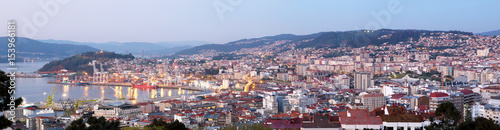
[47,81,204,91]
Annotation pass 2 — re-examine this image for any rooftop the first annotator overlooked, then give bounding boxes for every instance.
[430,92,449,97]
[339,109,382,125]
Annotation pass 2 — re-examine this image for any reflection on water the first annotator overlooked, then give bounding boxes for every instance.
[16,77,195,103]
[151,89,156,99]
[133,88,138,100]
[127,87,132,99]
[4,62,195,103]
[160,88,164,97]
[84,86,88,97]
[100,87,105,99]
[63,85,69,93]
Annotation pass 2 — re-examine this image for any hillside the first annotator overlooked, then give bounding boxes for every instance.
[39,39,212,55]
[174,33,325,55]
[296,29,472,48]
[0,37,99,61]
[38,52,134,74]
[174,29,473,56]
[478,29,500,36]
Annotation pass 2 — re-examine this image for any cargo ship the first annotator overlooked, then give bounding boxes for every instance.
[132,83,158,89]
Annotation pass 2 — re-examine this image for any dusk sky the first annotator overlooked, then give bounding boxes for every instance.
[1,0,499,44]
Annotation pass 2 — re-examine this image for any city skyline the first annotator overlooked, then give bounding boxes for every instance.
[1,1,500,44]
[3,1,500,129]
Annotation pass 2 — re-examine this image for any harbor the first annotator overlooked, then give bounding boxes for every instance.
[46,81,204,91]
[2,61,203,104]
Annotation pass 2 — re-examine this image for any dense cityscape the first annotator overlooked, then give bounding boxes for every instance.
[2,30,500,130]
[3,1,500,130]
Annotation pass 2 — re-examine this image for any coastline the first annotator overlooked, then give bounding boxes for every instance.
[47,81,204,91]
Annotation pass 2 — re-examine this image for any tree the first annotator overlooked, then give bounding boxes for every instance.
[86,116,120,130]
[66,118,86,130]
[141,119,188,130]
[0,70,23,129]
[458,117,500,130]
[165,120,188,130]
[66,116,120,130]
[425,102,461,130]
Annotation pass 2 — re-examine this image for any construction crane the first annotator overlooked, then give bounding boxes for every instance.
[74,99,98,110]
[46,86,57,108]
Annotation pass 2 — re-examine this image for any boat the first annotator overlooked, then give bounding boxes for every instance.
[77,83,89,85]
[22,103,36,108]
[61,80,89,86]
[75,81,89,85]
[36,108,54,115]
[132,83,158,89]
[20,97,37,108]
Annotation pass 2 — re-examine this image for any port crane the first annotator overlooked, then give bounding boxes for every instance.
[46,86,57,108]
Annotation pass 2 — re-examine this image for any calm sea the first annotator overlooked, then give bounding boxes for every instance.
[0,61,194,103]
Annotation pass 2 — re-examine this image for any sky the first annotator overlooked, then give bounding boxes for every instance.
[1,0,500,44]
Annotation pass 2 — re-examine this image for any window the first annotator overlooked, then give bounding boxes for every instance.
[397,127,404,130]
[415,127,422,130]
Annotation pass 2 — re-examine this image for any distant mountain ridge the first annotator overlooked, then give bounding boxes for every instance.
[39,39,213,56]
[478,29,500,36]
[174,29,473,56]
[174,33,326,55]
[0,37,99,62]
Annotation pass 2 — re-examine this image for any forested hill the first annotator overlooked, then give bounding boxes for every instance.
[38,52,134,74]
[173,29,473,56]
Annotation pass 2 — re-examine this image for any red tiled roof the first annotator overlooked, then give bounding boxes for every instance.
[390,93,406,99]
[202,99,218,102]
[460,89,474,95]
[418,105,429,111]
[35,116,56,120]
[272,111,301,118]
[430,92,449,97]
[175,113,185,116]
[339,109,382,125]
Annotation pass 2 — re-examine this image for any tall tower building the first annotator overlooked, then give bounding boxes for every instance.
[355,71,373,91]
